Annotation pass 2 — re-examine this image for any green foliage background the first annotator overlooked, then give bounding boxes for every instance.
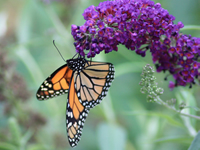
[0,0,200,150]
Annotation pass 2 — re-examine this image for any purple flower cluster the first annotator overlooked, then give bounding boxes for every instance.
[71,0,200,89]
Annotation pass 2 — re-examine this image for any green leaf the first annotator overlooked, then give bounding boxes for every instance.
[125,111,184,127]
[16,0,33,43]
[8,117,21,147]
[188,131,200,150]
[97,123,127,150]
[176,88,197,115]
[0,142,17,150]
[184,106,200,112]
[27,144,49,150]
[21,130,33,149]
[154,136,193,144]
[175,88,197,136]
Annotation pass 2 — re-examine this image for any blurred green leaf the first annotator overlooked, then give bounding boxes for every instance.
[0,142,17,150]
[175,88,197,137]
[21,130,33,149]
[188,131,200,150]
[154,136,193,144]
[184,106,200,112]
[8,117,21,147]
[125,111,184,127]
[97,123,127,150]
[27,144,50,150]
[15,45,44,85]
[16,0,33,43]
[176,88,196,116]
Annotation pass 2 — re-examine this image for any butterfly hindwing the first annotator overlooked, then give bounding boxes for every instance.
[36,64,73,100]
[66,75,90,147]
[74,62,115,108]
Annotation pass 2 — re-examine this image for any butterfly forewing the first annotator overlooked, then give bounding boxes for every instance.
[66,76,90,147]
[36,64,73,100]
[74,62,115,108]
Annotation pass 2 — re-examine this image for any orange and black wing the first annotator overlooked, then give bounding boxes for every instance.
[66,75,89,147]
[36,64,73,100]
[74,62,114,108]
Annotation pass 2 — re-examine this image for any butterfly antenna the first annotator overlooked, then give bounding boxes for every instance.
[72,53,78,59]
[53,40,66,62]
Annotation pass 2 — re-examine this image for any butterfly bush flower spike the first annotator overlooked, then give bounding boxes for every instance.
[140,64,164,102]
[71,0,200,89]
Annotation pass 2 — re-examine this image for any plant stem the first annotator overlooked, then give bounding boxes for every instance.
[156,96,200,120]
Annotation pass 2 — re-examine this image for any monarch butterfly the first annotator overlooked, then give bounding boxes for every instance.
[36,53,115,147]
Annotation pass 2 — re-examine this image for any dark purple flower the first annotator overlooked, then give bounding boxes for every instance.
[71,0,200,89]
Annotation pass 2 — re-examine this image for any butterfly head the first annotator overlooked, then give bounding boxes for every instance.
[67,58,86,72]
